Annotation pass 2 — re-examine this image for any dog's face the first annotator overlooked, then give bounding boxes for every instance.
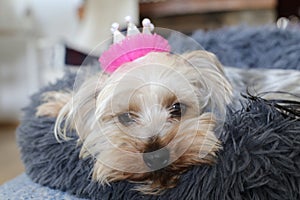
[64,50,232,194]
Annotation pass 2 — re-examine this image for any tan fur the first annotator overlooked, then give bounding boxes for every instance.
[36,91,72,118]
[36,50,233,194]
[36,50,300,194]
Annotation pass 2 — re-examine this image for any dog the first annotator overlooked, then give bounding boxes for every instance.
[36,49,300,194]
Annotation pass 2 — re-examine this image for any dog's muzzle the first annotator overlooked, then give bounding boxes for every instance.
[143,148,170,170]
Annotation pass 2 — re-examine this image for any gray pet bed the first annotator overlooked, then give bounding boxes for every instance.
[1,25,300,200]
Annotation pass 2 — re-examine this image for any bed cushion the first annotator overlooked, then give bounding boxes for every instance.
[5,25,300,200]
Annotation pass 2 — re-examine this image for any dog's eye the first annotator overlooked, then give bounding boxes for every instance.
[169,103,186,118]
[118,112,135,126]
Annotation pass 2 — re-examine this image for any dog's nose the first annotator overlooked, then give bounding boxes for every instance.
[143,148,170,170]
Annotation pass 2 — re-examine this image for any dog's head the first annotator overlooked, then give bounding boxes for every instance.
[57,50,232,194]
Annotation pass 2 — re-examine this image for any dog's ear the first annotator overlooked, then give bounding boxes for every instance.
[182,50,225,75]
[181,50,233,119]
[54,72,109,141]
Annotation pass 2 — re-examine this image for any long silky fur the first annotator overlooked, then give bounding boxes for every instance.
[51,51,232,193]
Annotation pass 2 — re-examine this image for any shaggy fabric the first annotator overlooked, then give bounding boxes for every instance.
[170,25,300,70]
[0,174,86,200]
[13,25,300,199]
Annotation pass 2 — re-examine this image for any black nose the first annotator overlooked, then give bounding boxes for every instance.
[143,148,170,170]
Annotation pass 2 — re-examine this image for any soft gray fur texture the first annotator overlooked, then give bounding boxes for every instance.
[170,25,300,70]
[16,25,300,200]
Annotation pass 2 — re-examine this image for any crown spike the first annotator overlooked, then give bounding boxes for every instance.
[111,22,125,44]
[100,17,171,73]
[150,23,154,31]
[142,18,154,34]
[110,22,119,33]
[125,16,140,36]
[125,16,132,23]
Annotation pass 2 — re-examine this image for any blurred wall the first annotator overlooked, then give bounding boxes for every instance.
[0,0,139,122]
[0,0,82,121]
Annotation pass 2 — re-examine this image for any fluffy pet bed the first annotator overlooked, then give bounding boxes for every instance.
[2,25,300,200]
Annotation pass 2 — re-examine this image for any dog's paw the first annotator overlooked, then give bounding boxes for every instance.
[36,91,71,118]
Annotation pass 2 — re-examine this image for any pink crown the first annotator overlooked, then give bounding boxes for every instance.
[99,17,171,73]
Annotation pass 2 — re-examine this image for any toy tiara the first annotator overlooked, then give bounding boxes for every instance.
[99,17,171,73]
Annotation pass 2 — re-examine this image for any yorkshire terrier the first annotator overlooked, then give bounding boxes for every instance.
[36,19,300,194]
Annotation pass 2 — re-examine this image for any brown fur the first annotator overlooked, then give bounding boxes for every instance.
[36,51,232,194]
[36,91,71,118]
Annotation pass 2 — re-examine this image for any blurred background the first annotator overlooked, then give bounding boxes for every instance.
[0,0,299,184]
